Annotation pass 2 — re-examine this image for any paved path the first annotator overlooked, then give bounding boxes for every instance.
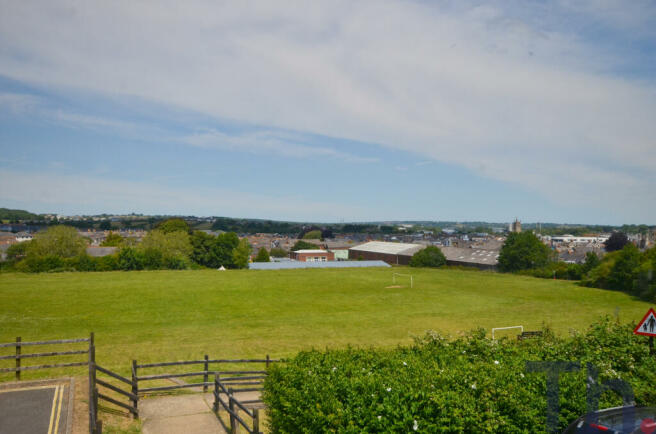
[140,390,263,434]
[0,379,73,434]
[140,393,225,434]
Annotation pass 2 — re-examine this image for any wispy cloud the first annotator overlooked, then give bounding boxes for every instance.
[180,129,379,163]
[0,1,654,220]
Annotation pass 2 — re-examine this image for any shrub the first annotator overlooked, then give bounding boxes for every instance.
[118,247,144,270]
[269,247,288,258]
[254,248,270,262]
[264,318,656,433]
[409,246,446,268]
[291,240,318,251]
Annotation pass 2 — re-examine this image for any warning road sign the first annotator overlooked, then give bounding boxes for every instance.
[634,308,656,337]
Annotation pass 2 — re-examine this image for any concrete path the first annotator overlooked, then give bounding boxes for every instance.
[140,393,225,434]
[139,390,263,434]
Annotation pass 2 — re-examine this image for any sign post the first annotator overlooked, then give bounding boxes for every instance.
[633,307,656,356]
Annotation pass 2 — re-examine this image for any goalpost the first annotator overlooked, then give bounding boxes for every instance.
[392,273,414,288]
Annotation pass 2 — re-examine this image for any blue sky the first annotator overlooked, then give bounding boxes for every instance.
[0,1,655,224]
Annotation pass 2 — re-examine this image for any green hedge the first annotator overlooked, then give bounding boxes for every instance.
[263,318,656,432]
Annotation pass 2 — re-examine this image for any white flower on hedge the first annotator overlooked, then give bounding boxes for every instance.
[386,387,392,392]
[413,420,419,431]
[520,373,525,378]
[377,415,382,420]
[471,383,477,390]
[403,361,407,366]
[494,360,500,365]
[332,366,337,372]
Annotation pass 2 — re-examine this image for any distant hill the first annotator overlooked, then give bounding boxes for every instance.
[0,208,43,221]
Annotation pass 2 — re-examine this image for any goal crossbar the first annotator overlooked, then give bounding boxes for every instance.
[491,326,523,340]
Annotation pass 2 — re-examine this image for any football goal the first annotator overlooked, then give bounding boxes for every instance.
[392,273,414,288]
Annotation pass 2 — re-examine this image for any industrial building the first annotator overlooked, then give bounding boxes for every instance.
[349,241,499,270]
[348,241,424,265]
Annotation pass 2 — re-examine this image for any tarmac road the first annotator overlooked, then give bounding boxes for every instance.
[0,381,71,434]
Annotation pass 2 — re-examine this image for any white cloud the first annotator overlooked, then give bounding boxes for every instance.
[0,1,654,219]
[0,169,367,221]
[180,129,378,163]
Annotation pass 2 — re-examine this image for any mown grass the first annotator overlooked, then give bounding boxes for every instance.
[0,267,651,379]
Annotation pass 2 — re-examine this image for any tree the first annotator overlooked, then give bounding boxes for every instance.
[28,225,87,258]
[410,246,446,268]
[498,232,552,272]
[212,232,240,268]
[190,231,216,267]
[254,248,270,262]
[5,241,31,262]
[101,231,124,247]
[581,251,601,274]
[232,238,252,269]
[303,230,322,240]
[99,220,112,231]
[291,240,318,251]
[604,232,629,252]
[269,247,288,258]
[607,243,641,292]
[139,230,192,266]
[156,218,190,234]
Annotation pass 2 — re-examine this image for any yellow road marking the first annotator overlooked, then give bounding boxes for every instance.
[47,385,59,434]
[53,384,64,434]
[0,385,59,394]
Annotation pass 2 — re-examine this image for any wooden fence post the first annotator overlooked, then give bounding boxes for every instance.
[93,387,99,432]
[131,360,139,419]
[253,408,260,434]
[212,375,219,412]
[15,337,21,381]
[203,354,209,392]
[266,354,270,369]
[229,388,237,434]
[88,333,96,434]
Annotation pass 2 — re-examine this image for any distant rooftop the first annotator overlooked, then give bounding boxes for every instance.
[293,249,329,254]
[349,241,423,256]
[249,260,390,270]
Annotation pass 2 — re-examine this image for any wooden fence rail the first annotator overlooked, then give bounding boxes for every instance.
[133,355,277,394]
[0,335,91,381]
[213,376,263,434]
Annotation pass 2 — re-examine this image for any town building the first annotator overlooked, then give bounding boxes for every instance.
[509,219,522,233]
[348,241,423,265]
[291,249,335,262]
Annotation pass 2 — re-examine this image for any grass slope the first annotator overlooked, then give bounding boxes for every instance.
[0,267,650,377]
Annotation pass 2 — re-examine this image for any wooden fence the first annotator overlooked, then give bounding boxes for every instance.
[1,337,278,434]
[133,356,276,395]
[0,334,92,380]
[213,374,267,434]
[88,338,138,434]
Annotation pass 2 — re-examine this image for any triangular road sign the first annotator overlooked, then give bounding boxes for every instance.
[634,308,656,337]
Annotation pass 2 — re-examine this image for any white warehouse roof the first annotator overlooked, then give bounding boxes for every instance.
[349,241,423,256]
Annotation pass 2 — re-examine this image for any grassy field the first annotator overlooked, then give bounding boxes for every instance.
[0,267,651,378]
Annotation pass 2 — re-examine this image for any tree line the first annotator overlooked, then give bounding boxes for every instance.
[1,219,254,272]
[498,231,656,302]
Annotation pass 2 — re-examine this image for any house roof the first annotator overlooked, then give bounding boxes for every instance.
[440,246,499,265]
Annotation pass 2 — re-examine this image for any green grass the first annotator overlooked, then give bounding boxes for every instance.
[0,267,651,377]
